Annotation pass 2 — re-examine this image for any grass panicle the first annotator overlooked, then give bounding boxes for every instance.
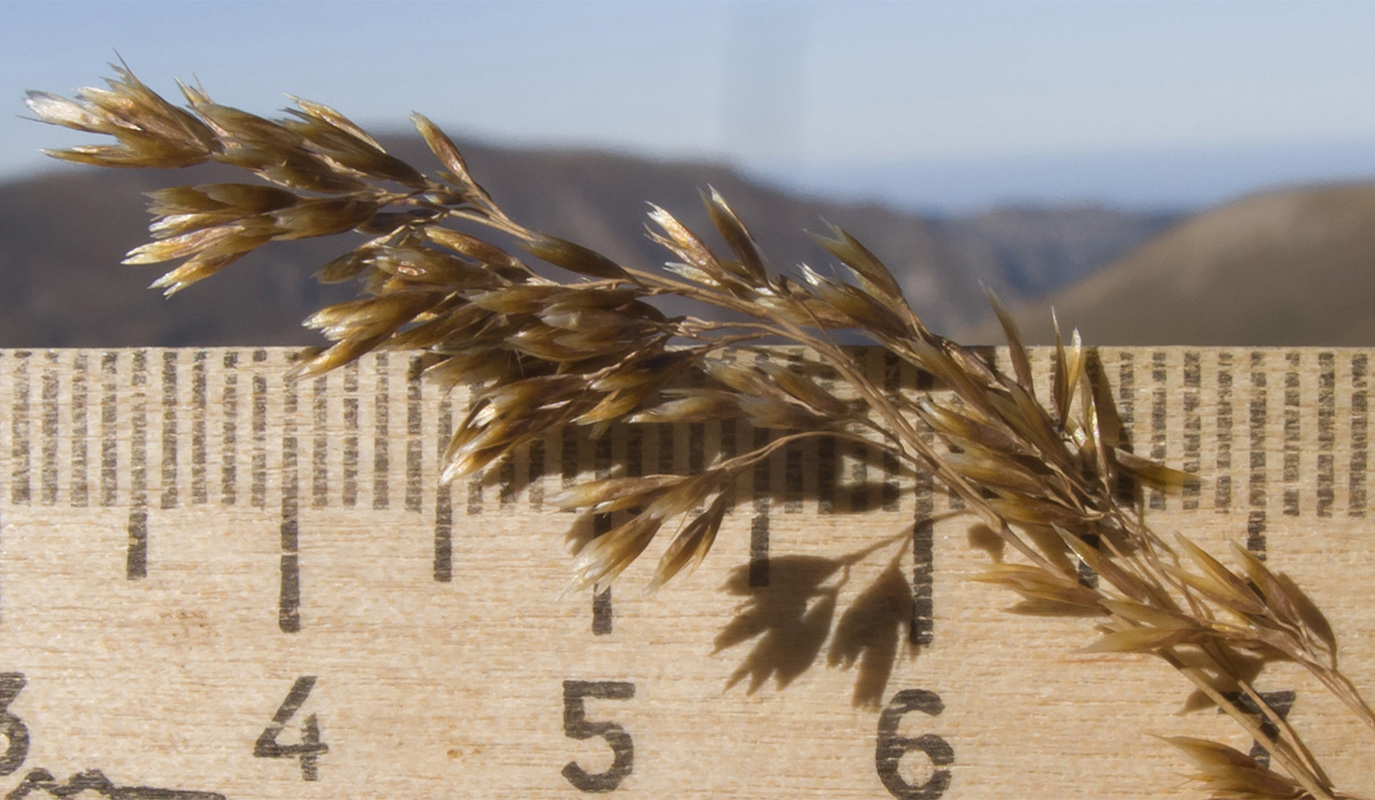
[29,66,1375,800]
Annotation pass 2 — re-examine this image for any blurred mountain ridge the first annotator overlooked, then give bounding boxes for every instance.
[1,132,1181,347]
[966,181,1375,346]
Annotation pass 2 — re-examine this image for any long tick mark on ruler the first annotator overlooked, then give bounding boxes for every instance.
[434,391,453,583]
[1318,352,1336,518]
[372,352,389,511]
[10,352,31,505]
[190,351,207,506]
[1182,351,1201,511]
[1149,351,1168,511]
[126,350,148,580]
[1351,353,1368,517]
[69,354,89,509]
[1215,351,1234,512]
[220,352,238,506]
[1249,351,1269,559]
[1283,351,1302,517]
[280,361,301,633]
[159,351,178,511]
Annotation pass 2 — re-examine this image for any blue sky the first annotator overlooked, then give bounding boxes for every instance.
[7,1,1375,211]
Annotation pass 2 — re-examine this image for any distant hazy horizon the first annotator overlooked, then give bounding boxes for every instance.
[7,1,1375,213]
[752,137,1375,215]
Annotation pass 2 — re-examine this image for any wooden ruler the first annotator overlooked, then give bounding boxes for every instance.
[0,346,1371,800]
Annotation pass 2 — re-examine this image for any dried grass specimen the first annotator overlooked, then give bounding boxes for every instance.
[27,64,1375,799]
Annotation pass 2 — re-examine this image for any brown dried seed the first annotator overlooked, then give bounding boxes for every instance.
[189,99,305,147]
[314,247,377,284]
[1175,535,1266,611]
[569,513,664,590]
[917,399,1037,460]
[1114,448,1195,488]
[702,187,767,285]
[647,204,721,275]
[800,265,908,337]
[1081,625,1206,654]
[523,234,629,280]
[24,91,116,133]
[808,222,907,309]
[549,475,684,512]
[940,451,1048,498]
[1055,526,1154,604]
[425,228,531,278]
[216,145,369,194]
[287,95,385,149]
[737,395,829,430]
[573,388,657,429]
[373,246,503,288]
[626,391,741,424]
[124,220,265,265]
[468,285,563,314]
[1164,736,1307,798]
[270,198,379,240]
[148,242,268,296]
[411,113,479,189]
[649,493,730,592]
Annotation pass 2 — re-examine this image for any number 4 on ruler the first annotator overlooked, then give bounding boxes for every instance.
[254,677,329,781]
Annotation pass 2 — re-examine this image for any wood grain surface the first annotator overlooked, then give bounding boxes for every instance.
[0,347,1370,799]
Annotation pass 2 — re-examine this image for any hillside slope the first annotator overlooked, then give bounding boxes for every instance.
[963,183,1375,346]
[0,135,1173,347]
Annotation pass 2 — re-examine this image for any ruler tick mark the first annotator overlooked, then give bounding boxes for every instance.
[1182,351,1200,511]
[1351,354,1368,517]
[406,355,424,513]
[528,438,545,511]
[191,351,207,505]
[881,351,901,513]
[251,350,268,509]
[1216,689,1296,770]
[591,436,614,633]
[280,371,301,633]
[591,511,614,634]
[1215,352,1234,512]
[911,360,936,646]
[1283,352,1301,516]
[220,352,239,506]
[912,451,935,647]
[749,422,771,588]
[126,508,148,580]
[312,375,328,509]
[70,353,89,508]
[9,351,31,505]
[160,350,179,510]
[1116,352,1137,505]
[1318,353,1334,517]
[100,352,118,507]
[342,360,359,508]
[1149,351,1167,511]
[128,350,149,578]
[40,353,59,507]
[434,393,454,582]
[1249,351,1268,559]
[373,352,390,511]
